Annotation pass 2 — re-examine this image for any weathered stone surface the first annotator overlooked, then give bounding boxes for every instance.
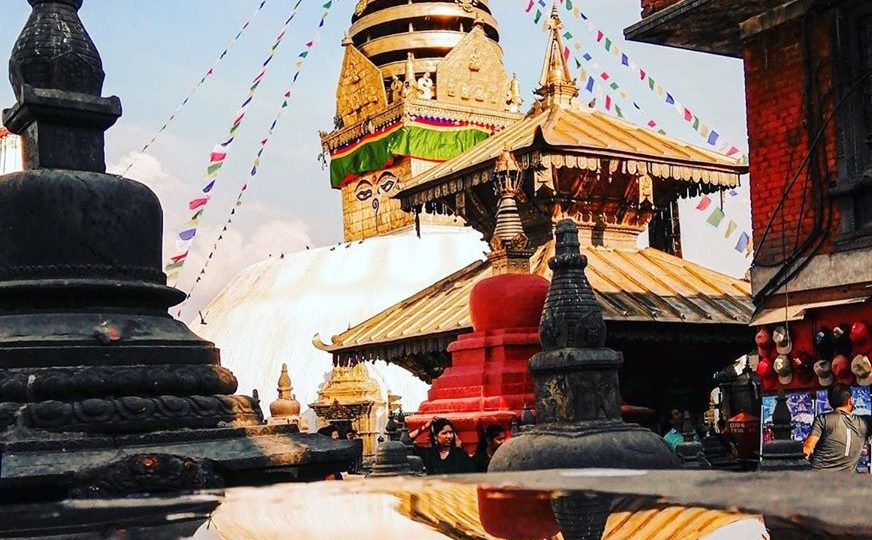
[0,0,356,498]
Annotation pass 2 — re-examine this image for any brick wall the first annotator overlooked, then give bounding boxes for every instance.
[743,16,839,268]
[641,0,681,17]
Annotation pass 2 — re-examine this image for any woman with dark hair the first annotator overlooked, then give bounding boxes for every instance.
[472,424,506,472]
[409,417,475,475]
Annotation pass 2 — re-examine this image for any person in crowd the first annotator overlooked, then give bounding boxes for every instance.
[317,424,341,440]
[804,383,872,471]
[663,408,701,452]
[317,424,344,479]
[472,424,507,472]
[663,409,685,451]
[409,417,475,475]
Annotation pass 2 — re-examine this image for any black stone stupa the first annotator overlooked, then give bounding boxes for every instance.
[489,220,679,539]
[489,220,679,472]
[0,0,353,500]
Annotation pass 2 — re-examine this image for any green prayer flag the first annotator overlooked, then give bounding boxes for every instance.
[322,0,332,7]
[534,9,542,23]
[563,31,573,40]
[604,38,612,50]
[692,116,700,130]
[706,207,726,227]
[566,0,573,8]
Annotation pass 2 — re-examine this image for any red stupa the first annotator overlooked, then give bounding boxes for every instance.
[407,150,548,451]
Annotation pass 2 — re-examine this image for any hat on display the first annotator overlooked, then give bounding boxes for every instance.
[755,327,774,358]
[757,358,776,391]
[773,325,792,355]
[814,359,834,387]
[813,326,835,360]
[851,354,872,387]
[773,354,793,385]
[850,321,872,355]
[833,324,853,357]
[832,354,855,385]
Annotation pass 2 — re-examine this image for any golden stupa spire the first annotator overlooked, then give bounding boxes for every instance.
[535,5,578,109]
[269,363,302,420]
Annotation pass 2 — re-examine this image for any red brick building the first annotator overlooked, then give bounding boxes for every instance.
[626,1,872,395]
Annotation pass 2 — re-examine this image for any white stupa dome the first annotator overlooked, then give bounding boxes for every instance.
[190,225,487,421]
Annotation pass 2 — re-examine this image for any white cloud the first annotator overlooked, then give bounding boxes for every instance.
[107,152,313,318]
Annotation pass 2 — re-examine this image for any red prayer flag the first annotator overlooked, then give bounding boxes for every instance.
[696,195,712,211]
[189,197,209,210]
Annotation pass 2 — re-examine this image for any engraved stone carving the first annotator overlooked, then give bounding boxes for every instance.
[70,454,223,498]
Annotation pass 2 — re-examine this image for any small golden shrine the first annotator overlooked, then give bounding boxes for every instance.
[267,363,307,430]
[320,0,523,241]
[309,363,385,457]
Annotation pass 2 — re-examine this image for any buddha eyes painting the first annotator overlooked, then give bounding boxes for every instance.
[354,172,400,214]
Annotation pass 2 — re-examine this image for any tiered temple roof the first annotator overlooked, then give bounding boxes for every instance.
[317,242,751,382]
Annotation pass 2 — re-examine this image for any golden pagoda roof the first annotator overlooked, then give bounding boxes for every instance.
[398,105,747,208]
[316,242,751,381]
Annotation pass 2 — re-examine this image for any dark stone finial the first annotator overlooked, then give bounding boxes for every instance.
[490,217,679,539]
[539,220,606,351]
[11,0,99,99]
[4,0,120,172]
[771,390,792,441]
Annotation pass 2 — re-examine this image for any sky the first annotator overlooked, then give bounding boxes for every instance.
[0,0,752,317]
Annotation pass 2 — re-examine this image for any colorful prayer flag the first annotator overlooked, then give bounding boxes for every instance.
[706,207,726,227]
[695,196,712,211]
[189,197,208,210]
[735,232,750,253]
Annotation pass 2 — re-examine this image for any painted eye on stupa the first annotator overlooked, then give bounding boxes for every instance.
[377,172,397,193]
[355,179,374,201]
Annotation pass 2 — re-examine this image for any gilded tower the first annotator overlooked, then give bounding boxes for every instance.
[321,0,524,241]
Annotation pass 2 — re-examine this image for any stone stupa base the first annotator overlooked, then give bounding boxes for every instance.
[1,424,355,501]
[489,420,679,472]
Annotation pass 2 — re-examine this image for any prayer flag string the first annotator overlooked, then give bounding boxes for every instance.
[175,1,337,317]
[556,0,745,159]
[166,0,304,286]
[695,192,753,258]
[123,0,270,176]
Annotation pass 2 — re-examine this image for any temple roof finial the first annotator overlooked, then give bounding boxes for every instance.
[488,148,533,275]
[535,6,578,109]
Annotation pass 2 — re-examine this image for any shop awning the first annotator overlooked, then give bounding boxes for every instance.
[750,297,870,326]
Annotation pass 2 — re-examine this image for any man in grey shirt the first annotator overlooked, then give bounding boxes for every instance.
[803,383,871,471]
